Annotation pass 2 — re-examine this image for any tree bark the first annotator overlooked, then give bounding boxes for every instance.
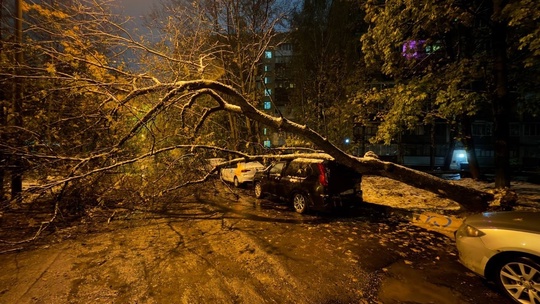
[491,0,511,188]
[11,0,24,197]
[443,134,456,171]
[429,122,435,171]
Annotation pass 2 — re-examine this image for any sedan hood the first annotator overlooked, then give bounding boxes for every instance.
[465,211,540,234]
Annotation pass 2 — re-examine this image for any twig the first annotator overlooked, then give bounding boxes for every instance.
[0,247,24,254]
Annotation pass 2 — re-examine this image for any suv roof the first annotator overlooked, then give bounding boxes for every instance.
[289,158,325,163]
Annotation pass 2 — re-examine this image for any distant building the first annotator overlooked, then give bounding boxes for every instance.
[258,42,295,148]
[353,119,540,172]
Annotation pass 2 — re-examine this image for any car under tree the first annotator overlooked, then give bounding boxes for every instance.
[253,156,363,213]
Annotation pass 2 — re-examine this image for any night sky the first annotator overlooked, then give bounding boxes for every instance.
[112,0,154,19]
[110,0,157,40]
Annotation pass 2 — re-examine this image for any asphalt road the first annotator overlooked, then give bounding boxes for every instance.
[0,185,513,304]
[213,186,513,303]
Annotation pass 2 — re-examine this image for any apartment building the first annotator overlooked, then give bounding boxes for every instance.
[258,42,295,148]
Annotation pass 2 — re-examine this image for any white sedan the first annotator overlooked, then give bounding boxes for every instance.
[455,211,540,304]
[220,161,264,187]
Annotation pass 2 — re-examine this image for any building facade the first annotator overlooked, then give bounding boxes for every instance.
[258,43,295,148]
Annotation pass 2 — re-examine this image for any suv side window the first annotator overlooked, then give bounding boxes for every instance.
[269,162,286,175]
[284,161,311,178]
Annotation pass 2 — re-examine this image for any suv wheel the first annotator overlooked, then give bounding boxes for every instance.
[292,193,307,214]
[234,177,240,188]
[494,256,540,303]
[254,182,264,198]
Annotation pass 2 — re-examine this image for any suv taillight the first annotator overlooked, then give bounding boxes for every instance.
[317,163,328,186]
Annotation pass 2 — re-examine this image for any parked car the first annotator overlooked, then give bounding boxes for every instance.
[253,157,362,213]
[455,211,540,304]
[220,161,265,187]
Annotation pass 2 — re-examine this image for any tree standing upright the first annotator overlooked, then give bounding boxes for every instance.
[359,0,540,187]
[491,0,511,188]
[289,0,367,145]
[11,0,23,197]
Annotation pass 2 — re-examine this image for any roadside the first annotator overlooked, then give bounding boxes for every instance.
[0,187,513,304]
[0,176,536,303]
[362,175,540,238]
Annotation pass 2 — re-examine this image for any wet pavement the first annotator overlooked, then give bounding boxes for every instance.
[200,186,512,303]
[0,184,513,304]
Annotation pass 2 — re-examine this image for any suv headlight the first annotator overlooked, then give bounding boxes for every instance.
[458,224,486,237]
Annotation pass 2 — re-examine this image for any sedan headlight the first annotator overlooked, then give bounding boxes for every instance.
[459,224,486,237]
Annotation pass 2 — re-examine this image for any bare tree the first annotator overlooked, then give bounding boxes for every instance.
[143,0,296,152]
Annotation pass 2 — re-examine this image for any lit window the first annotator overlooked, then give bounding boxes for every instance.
[264,77,270,84]
[263,128,268,135]
[263,101,271,109]
[425,42,442,54]
[264,65,270,72]
[264,51,272,59]
[264,140,271,147]
[264,89,272,96]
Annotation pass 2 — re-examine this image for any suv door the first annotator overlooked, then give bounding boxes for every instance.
[265,161,287,196]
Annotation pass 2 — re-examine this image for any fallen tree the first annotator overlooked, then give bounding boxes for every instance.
[110,79,499,211]
[4,78,503,215]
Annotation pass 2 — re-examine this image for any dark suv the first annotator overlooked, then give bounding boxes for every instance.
[253,157,362,213]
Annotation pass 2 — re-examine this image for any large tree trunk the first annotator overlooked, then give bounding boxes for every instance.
[429,123,435,171]
[491,0,511,188]
[443,135,456,171]
[358,155,493,211]
[11,0,24,197]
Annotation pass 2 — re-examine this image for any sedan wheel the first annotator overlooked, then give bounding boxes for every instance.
[495,257,540,304]
[292,193,307,214]
[254,182,263,199]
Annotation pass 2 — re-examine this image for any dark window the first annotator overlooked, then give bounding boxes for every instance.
[524,124,540,136]
[510,123,520,136]
[472,123,493,136]
[284,161,312,178]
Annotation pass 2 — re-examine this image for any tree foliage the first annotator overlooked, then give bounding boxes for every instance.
[289,0,367,146]
[0,0,298,211]
[355,0,540,186]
